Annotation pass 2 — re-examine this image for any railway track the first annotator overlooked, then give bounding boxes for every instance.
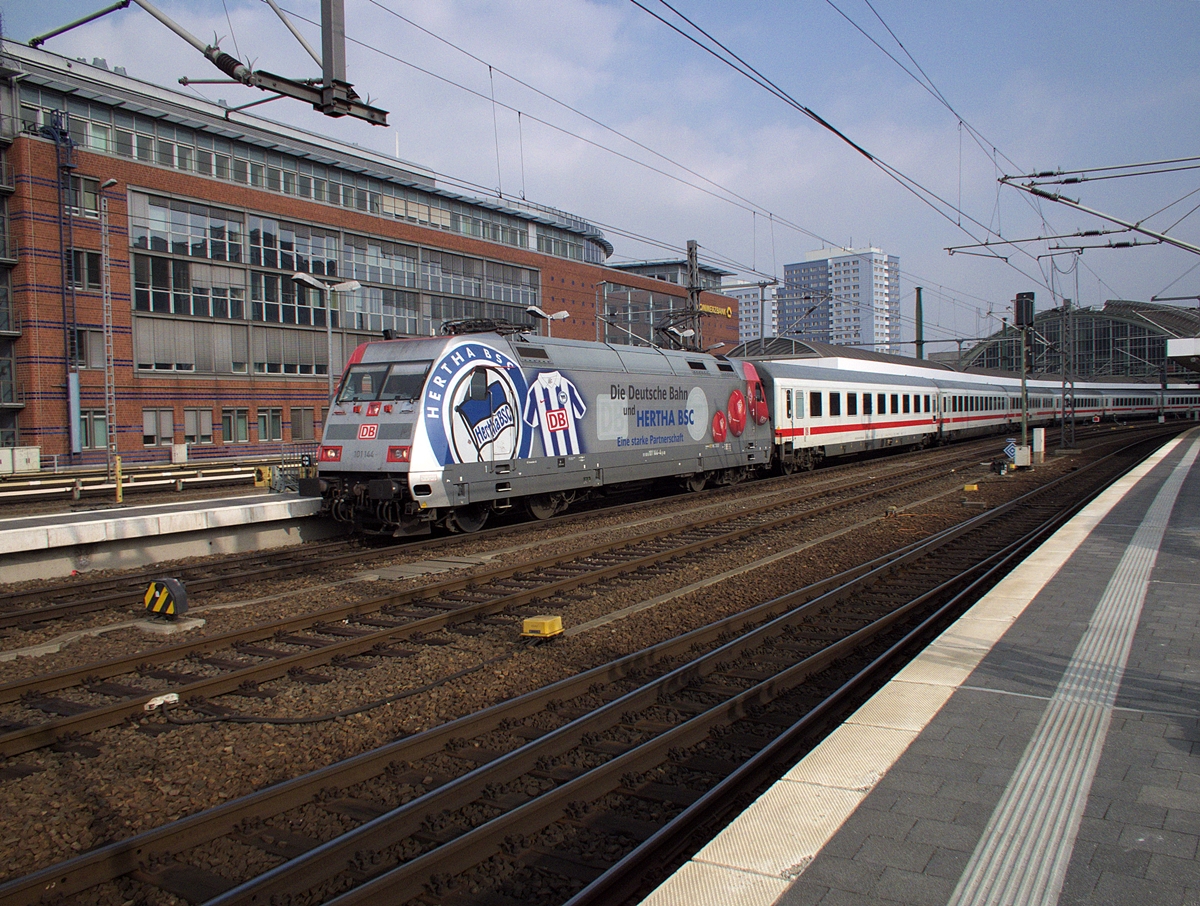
[0,430,1165,906]
[0,445,979,759]
[0,436,999,628]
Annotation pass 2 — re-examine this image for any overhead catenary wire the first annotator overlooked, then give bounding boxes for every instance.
[632,0,1053,292]
[261,0,1036,324]
[247,2,1045,329]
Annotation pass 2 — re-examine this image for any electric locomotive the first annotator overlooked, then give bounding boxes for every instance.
[306,320,771,535]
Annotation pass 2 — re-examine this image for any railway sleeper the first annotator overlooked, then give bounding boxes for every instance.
[619,780,705,807]
[141,665,198,682]
[324,796,391,822]
[131,863,237,903]
[275,633,338,648]
[232,828,321,860]
[523,847,612,884]
[84,680,151,698]
[23,696,91,717]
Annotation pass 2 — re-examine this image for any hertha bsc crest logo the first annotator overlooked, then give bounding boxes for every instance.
[420,341,532,465]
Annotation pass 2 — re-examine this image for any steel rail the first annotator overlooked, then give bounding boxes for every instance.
[0,460,966,756]
[0,434,1161,906]
[237,438,1152,906]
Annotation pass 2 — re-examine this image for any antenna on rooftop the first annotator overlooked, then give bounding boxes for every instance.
[28,0,387,126]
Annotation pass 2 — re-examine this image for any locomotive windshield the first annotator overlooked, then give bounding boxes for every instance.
[338,361,431,402]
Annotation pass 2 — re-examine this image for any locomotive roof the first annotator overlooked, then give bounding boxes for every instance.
[354,332,747,379]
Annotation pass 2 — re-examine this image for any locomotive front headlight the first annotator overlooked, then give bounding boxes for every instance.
[319,445,343,462]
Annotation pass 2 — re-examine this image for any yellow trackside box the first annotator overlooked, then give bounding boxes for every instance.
[964,484,979,492]
[521,615,563,639]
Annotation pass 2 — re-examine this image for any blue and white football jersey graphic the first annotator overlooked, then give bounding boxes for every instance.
[523,371,587,456]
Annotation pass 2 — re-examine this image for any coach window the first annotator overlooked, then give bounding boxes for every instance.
[829,392,841,417]
[809,391,822,417]
[785,390,792,419]
[924,395,931,413]
[143,408,173,446]
[863,392,872,416]
[890,393,899,414]
[847,392,858,416]
[877,392,886,414]
[903,394,910,414]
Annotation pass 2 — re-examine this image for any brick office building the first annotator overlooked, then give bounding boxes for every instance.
[0,43,736,464]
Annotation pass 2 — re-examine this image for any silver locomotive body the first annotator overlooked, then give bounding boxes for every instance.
[312,331,771,534]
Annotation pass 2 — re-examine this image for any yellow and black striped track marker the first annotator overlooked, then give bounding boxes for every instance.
[144,578,188,619]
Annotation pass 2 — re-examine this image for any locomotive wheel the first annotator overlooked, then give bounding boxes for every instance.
[778,458,797,476]
[525,494,558,521]
[684,473,707,493]
[446,503,489,533]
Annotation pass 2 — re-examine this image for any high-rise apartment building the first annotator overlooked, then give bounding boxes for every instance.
[777,248,900,353]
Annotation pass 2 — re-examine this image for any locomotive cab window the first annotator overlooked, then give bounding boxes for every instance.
[381,360,432,401]
[339,365,390,402]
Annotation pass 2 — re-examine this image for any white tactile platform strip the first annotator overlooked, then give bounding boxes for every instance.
[640,431,1195,906]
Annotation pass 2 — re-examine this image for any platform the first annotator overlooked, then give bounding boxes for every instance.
[643,428,1200,906]
[0,493,334,582]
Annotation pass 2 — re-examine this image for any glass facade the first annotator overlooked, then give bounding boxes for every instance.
[18,83,608,264]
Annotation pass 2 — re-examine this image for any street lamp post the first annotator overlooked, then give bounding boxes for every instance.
[100,178,118,475]
[526,305,569,338]
[292,272,361,400]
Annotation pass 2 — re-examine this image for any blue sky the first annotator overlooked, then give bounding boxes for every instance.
[3,1,1199,348]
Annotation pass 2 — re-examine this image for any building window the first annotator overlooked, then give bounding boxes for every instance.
[133,255,246,319]
[69,176,99,217]
[79,409,108,449]
[222,408,249,443]
[257,407,282,441]
[130,193,243,263]
[71,250,102,290]
[70,328,105,369]
[142,408,174,446]
[184,408,213,444]
[292,407,316,441]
